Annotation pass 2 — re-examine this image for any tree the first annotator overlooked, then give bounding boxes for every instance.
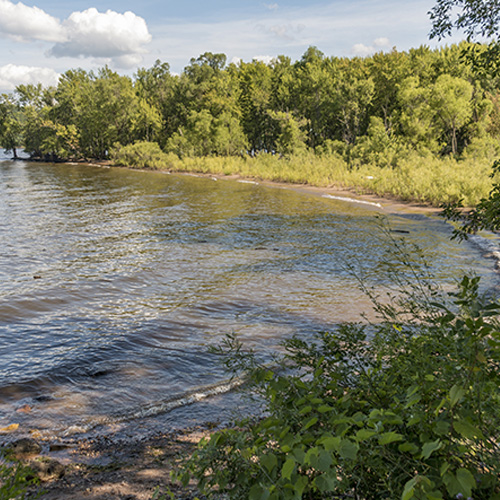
[135,60,178,146]
[0,94,23,158]
[333,59,375,147]
[430,0,500,233]
[429,0,500,40]
[237,60,276,153]
[429,74,474,155]
[15,83,57,159]
[291,47,332,149]
[269,111,308,156]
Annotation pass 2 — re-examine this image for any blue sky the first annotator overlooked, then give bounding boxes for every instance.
[0,0,463,92]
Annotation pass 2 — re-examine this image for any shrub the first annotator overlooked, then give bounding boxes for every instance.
[110,141,179,170]
[0,453,38,500]
[177,229,500,499]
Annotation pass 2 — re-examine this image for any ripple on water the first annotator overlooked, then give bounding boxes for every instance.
[0,160,498,439]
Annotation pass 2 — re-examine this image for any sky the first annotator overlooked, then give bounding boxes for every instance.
[0,0,464,93]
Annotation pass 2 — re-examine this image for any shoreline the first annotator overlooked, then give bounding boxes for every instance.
[83,159,443,216]
[3,155,446,215]
[9,427,209,499]
[0,158,449,499]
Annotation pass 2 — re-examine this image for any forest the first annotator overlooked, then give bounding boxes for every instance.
[1,43,500,206]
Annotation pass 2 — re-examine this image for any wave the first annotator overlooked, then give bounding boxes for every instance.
[58,378,245,437]
[322,194,382,208]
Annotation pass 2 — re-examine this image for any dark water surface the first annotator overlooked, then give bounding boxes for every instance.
[0,159,498,438]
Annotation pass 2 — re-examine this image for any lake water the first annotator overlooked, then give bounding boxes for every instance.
[0,158,498,440]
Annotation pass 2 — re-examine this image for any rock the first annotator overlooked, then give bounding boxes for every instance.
[9,438,42,457]
[29,458,65,482]
[16,404,32,414]
[49,442,72,452]
[0,423,19,433]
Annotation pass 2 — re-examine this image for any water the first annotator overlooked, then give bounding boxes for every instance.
[0,159,498,439]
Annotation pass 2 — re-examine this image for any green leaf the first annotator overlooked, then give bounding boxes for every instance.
[453,419,484,439]
[440,462,450,477]
[449,385,465,407]
[292,447,305,464]
[339,440,358,460]
[314,471,338,492]
[261,453,278,474]
[407,415,422,426]
[249,484,270,500]
[304,447,319,465]
[426,491,443,499]
[405,393,422,409]
[281,458,296,480]
[293,475,308,497]
[317,449,334,472]
[318,436,341,452]
[355,429,376,442]
[279,426,291,439]
[378,432,404,445]
[398,442,419,454]
[421,439,442,460]
[303,417,318,430]
[317,405,334,413]
[299,405,313,415]
[401,477,417,500]
[444,466,479,497]
[455,468,476,497]
[309,397,323,404]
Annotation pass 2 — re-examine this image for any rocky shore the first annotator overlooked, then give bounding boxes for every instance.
[1,428,210,499]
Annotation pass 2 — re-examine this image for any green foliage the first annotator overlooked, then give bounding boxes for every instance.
[0,453,38,499]
[177,231,500,499]
[1,42,500,206]
[0,95,23,158]
[110,141,179,170]
[429,0,500,41]
[269,111,308,156]
[442,158,500,237]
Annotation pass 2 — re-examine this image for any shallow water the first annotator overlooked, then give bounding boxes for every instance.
[0,159,498,439]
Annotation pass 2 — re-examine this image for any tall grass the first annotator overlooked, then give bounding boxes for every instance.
[111,143,494,207]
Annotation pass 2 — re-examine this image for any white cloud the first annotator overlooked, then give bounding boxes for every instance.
[49,8,152,67]
[264,23,306,41]
[264,3,279,10]
[374,37,390,48]
[253,55,274,64]
[0,2,151,68]
[352,37,391,56]
[0,64,60,91]
[0,0,65,42]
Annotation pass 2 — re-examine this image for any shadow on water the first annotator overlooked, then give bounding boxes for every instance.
[0,296,355,437]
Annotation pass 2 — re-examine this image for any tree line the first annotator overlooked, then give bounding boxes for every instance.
[1,42,500,165]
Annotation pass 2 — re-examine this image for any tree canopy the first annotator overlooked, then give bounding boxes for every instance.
[2,42,500,166]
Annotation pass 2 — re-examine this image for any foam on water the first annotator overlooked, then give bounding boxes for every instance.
[322,194,382,208]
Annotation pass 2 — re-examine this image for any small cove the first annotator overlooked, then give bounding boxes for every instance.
[0,159,498,440]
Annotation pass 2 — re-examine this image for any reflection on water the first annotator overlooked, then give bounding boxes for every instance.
[0,160,498,438]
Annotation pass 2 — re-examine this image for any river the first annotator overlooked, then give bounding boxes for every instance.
[0,157,498,440]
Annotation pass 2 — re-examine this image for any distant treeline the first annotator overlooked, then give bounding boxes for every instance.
[1,43,500,166]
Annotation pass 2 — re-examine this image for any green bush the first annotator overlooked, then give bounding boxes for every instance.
[110,141,179,170]
[0,453,38,499]
[177,230,500,499]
